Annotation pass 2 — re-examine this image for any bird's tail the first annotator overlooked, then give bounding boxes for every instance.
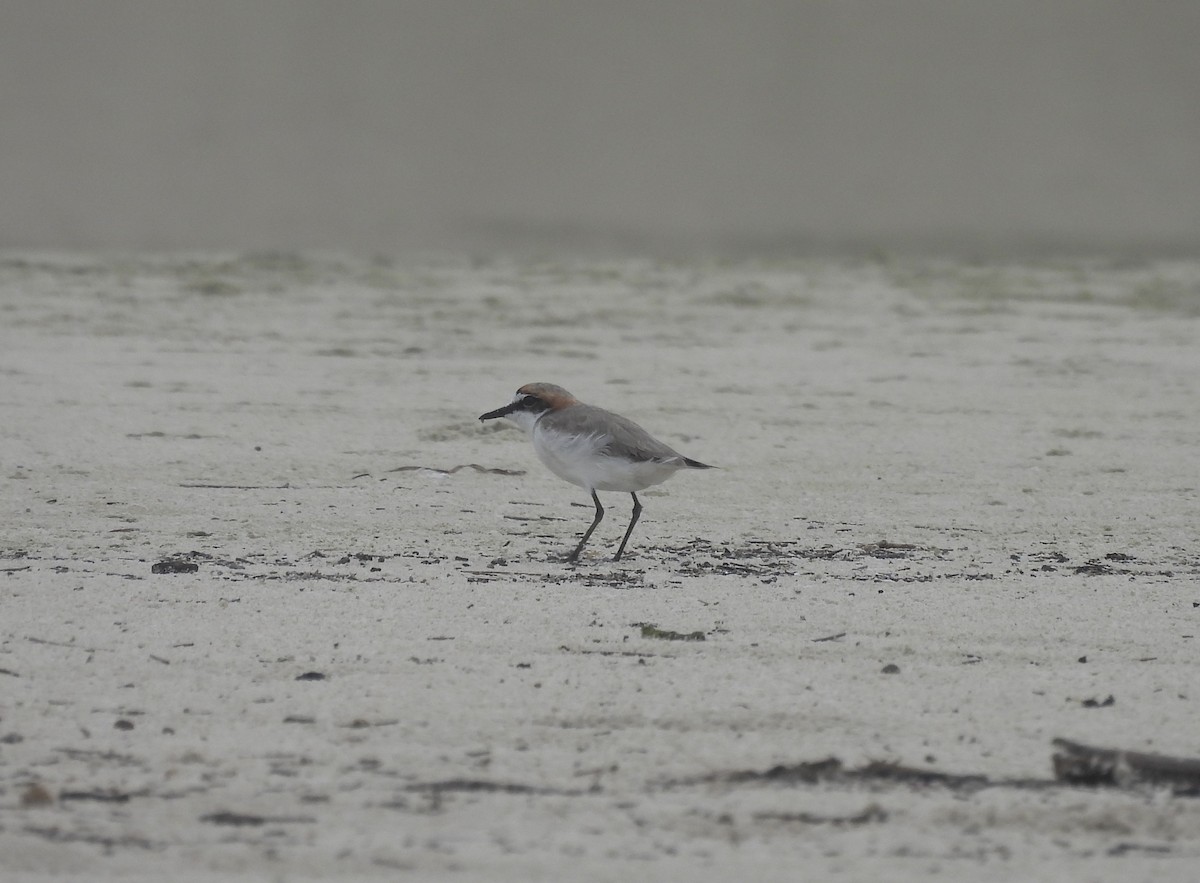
[682,457,714,469]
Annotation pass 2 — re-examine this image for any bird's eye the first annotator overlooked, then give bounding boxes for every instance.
[522,396,547,411]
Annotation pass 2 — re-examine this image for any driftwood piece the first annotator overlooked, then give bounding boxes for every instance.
[384,463,525,476]
[1052,738,1200,792]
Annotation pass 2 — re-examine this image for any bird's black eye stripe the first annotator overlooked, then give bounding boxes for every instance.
[520,395,548,412]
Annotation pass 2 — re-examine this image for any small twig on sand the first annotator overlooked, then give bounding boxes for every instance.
[180,483,292,489]
[27,636,106,651]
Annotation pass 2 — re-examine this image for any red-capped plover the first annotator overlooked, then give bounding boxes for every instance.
[479,382,713,562]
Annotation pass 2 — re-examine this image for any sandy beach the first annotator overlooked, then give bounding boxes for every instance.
[1,252,1198,881]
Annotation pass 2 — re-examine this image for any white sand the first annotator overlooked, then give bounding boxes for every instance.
[2,252,1199,881]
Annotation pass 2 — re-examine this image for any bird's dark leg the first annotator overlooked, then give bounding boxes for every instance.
[567,489,604,562]
[613,492,642,561]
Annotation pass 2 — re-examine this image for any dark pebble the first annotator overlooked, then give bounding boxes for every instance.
[152,559,199,574]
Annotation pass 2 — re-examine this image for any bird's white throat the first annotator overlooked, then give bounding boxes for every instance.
[502,407,542,435]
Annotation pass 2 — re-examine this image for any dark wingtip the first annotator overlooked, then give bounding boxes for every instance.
[684,458,715,469]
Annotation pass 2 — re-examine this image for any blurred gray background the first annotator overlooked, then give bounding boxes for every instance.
[3,1,1197,257]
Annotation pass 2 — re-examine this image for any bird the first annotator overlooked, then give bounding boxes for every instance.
[478,382,713,562]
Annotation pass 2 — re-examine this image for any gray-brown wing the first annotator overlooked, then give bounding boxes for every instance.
[563,404,688,464]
